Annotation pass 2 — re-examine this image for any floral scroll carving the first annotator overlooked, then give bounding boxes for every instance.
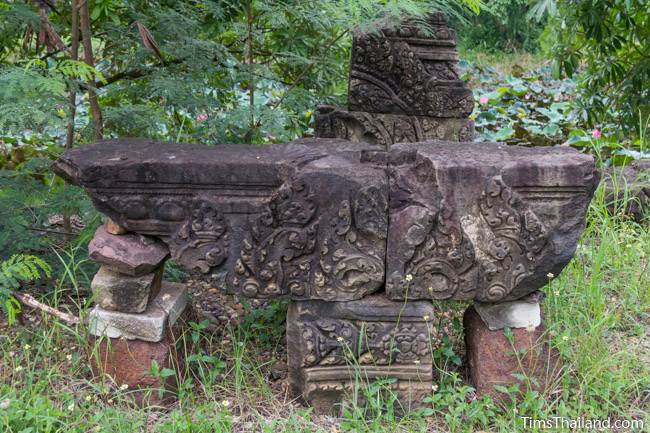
[478,176,548,301]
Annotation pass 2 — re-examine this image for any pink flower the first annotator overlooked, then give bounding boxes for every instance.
[196,113,208,123]
[591,128,602,139]
[479,96,489,105]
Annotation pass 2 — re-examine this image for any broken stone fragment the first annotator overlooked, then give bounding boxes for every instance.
[88,225,169,276]
[474,292,543,331]
[91,332,180,406]
[88,282,188,342]
[287,294,437,414]
[55,138,388,301]
[315,106,475,148]
[386,141,599,302]
[91,265,163,313]
[348,13,474,117]
[464,306,560,399]
[105,217,128,235]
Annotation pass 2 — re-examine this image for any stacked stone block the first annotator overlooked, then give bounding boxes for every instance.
[87,220,187,404]
[315,12,475,148]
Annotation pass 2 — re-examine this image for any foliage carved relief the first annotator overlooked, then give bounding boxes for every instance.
[231,178,386,300]
[315,107,475,148]
[478,175,548,301]
[348,18,474,117]
[169,200,230,274]
[315,185,387,299]
[403,204,478,299]
[388,175,549,302]
[97,194,231,275]
[231,179,318,298]
[297,316,431,368]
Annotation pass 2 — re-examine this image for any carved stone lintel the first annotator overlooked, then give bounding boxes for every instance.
[386,141,600,302]
[315,105,474,148]
[287,295,437,413]
[54,138,388,301]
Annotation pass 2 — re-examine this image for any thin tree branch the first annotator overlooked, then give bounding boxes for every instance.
[13,291,81,325]
[79,0,103,140]
[272,30,348,109]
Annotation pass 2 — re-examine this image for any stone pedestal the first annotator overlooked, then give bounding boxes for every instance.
[287,294,438,414]
[464,305,560,399]
[85,223,187,405]
[91,330,181,406]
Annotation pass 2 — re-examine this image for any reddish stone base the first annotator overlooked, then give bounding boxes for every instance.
[464,306,560,399]
[90,331,182,406]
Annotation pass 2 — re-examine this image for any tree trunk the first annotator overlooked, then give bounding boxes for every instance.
[79,0,103,141]
[246,0,255,139]
[63,0,80,244]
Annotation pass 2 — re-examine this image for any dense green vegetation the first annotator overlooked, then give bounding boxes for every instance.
[0,1,648,432]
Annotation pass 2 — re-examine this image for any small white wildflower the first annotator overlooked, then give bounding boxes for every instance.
[405,274,413,282]
[414,359,420,365]
[221,400,231,407]
[67,402,75,411]
[14,366,23,373]
[52,347,58,352]
[546,272,554,279]
[336,336,344,343]
[107,399,114,404]
[162,294,171,301]
[554,290,560,296]
[562,335,569,342]
[8,351,14,357]
[66,354,73,361]
[422,315,430,321]
[85,395,93,402]
[0,399,10,409]
[119,384,129,391]
[431,384,438,392]
[24,344,31,350]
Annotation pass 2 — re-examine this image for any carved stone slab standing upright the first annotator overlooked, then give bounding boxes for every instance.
[315,13,475,147]
[348,13,472,117]
[287,294,436,414]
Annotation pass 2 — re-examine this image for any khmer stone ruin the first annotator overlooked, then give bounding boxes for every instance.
[53,13,599,411]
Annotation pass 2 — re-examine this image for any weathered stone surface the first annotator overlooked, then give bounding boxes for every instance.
[90,328,181,406]
[464,306,560,398]
[602,159,650,223]
[91,265,162,313]
[54,138,388,301]
[315,105,474,148]
[55,138,597,304]
[287,295,437,414]
[386,141,599,302]
[348,13,473,117]
[88,225,169,276]
[88,282,188,342]
[474,292,543,331]
[105,217,127,235]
